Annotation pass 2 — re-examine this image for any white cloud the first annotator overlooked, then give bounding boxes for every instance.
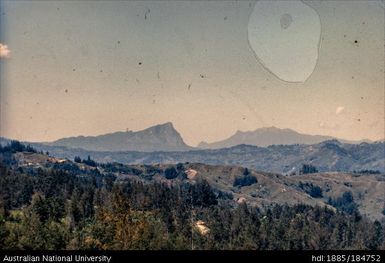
[335,106,345,115]
[0,43,10,58]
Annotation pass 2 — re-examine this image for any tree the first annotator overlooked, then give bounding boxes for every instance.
[382,202,385,216]
[164,167,177,179]
[10,141,25,152]
[233,175,257,187]
[299,164,318,175]
[309,185,323,198]
[26,145,37,153]
[299,182,323,198]
[176,163,184,172]
[191,180,217,207]
[328,191,358,215]
[83,156,97,167]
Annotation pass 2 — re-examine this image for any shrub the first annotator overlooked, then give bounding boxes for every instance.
[164,167,178,179]
[328,191,358,215]
[233,174,257,187]
[309,185,323,198]
[299,164,318,174]
[299,182,323,198]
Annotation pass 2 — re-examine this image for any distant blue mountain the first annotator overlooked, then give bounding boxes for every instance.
[198,126,371,149]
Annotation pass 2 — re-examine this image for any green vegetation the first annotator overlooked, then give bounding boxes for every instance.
[328,191,359,215]
[0,142,384,250]
[0,140,37,154]
[299,164,318,175]
[164,167,178,179]
[73,155,97,167]
[233,174,257,188]
[298,182,323,198]
[353,170,381,175]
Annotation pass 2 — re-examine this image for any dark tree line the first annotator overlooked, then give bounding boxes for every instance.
[74,155,97,167]
[0,140,37,154]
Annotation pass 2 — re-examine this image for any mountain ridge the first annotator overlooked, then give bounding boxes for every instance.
[2,122,377,153]
[28,139,385,174]
[198,126,372,149]
[50,122,193,152]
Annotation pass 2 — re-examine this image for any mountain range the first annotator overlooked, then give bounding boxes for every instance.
[49,122,193,152]
[2,122,383,174]
[27,140,385,174]
[198,126,371,149]
[44,122,371,152]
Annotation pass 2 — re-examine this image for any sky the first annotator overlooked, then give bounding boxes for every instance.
[0,0,384,146]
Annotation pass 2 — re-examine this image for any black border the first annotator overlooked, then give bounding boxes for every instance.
[1,250,385,263]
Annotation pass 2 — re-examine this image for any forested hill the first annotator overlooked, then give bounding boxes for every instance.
[0,141,384,250]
